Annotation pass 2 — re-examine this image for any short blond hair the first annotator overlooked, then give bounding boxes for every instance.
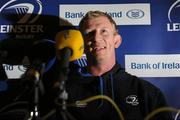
[79,11,118,34]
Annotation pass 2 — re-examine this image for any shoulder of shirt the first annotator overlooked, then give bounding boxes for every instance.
[114,63,163,94]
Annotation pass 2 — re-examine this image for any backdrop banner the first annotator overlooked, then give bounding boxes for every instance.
[0,0,180,113]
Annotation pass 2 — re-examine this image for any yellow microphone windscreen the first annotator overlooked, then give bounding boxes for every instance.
[55,29,84,61]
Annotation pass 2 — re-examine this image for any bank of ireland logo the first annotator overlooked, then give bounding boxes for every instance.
[126,9,144,19]
[167,0,180,31]
[0,0,42,23]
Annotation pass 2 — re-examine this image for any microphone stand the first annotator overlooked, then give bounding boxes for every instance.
[26,60,45,120]
[56,48,76,120]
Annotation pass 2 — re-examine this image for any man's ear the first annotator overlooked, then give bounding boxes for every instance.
[114,34,122,48]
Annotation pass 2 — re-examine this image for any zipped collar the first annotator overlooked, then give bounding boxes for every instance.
[100,62,121,78]
[79,62,121,78]
[69,62,122,85]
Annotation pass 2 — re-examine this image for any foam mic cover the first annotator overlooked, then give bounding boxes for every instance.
[55,29,84,61]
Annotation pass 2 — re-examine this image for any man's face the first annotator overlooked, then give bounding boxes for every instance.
[83,16,121,63]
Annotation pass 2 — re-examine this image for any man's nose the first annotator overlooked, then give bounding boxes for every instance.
[93,31,101,42]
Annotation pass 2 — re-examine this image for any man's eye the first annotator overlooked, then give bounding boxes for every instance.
[102,29,106,33]
[101,29,108,35]
[84,31,94,37]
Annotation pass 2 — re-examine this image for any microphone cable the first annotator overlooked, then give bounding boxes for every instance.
[52,95,125,120]
[43,94,180,120]
[0,101,28,113]
[144,107,180,120]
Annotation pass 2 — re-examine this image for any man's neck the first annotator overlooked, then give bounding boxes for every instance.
[87,61,116,76]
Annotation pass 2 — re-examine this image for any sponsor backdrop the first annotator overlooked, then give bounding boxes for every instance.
[0,0,180,111]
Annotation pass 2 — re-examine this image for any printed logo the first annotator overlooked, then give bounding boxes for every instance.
[125,54,180,77]
[60,4,151,26]
[167,0,180,31]
[168,0,180,22]
[18,65,27,72]
[126,95,139,106]
[3,64,13,71]
[0,0,44,39]
[3,64,26,79]
[126,9,144,19]
[0,0,42,23]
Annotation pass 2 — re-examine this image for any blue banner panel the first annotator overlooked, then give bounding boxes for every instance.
[0,0,180,117]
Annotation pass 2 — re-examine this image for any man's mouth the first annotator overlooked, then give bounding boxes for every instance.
[93,46,106,52]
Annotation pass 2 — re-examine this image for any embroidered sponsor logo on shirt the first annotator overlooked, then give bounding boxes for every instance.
[75,101,87,108]
[126,95,139,106]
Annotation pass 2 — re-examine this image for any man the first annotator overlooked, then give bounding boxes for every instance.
[42,11,172,120]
